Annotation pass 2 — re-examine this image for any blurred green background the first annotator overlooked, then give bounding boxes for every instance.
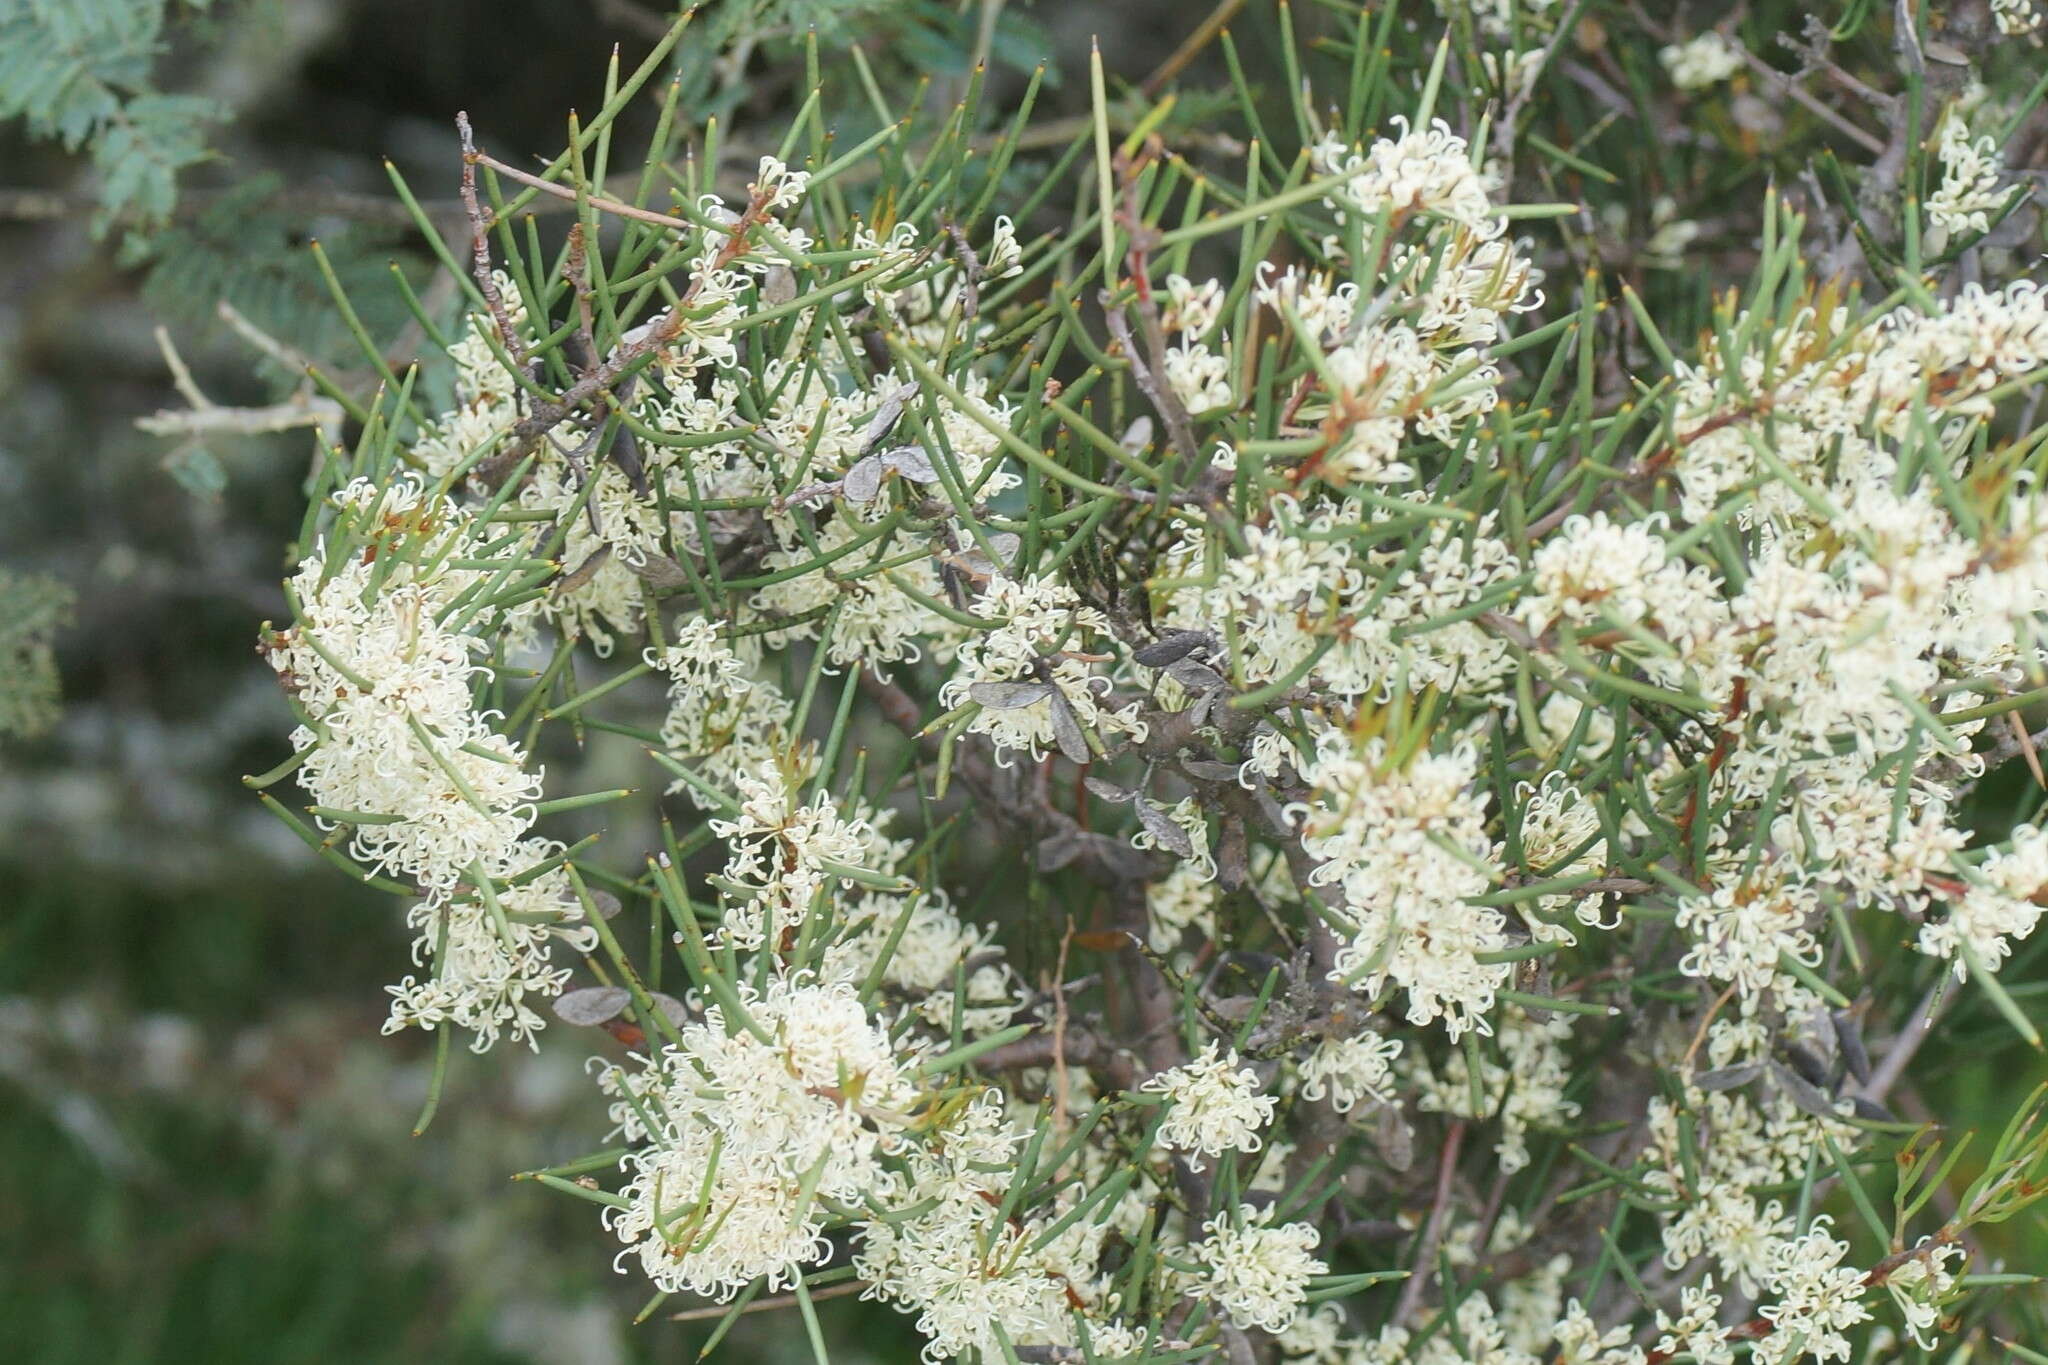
[3,0,2045,1359]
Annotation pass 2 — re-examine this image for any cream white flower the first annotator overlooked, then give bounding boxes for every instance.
[1141,1042,1276,1169]
[1994,0,2045,33]
[1298,1031,1402,1112]
[604,976,918,1300]
[1195,1204,1327,1333]
[986,214,1024,278]
[1293,736,1510,1038]
[1661,32,1742,90]
[268,479,593,1049]
[1754,1220,1872,1365]
[1927,105,2009,243]
[748,154,811,211]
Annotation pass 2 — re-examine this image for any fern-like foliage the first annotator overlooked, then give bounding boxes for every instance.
[0,570,72,741]
[136,174,413,375]
[0,0,222,233]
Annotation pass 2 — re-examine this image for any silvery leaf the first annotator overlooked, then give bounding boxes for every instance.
[1771,1062,1841,1120]
[1047,690,1091,763]
[1217,818,1250,889]
[859,385,913,453]
[1136,800,1194,858]
[553,986,631,1027]
[1692,1063,1763,1092]
[1166,658,1228,693]
[952,550,998,579]
[970,680,1054,709]
[1084,776,1137,803]
[1181,758,1241,783]
[1035,828,1086,872]
[1133,632,1208,668]
[842,455,886,503]
[1783,1039,1829,1088]
[628,554,693,590]
[1833,1011,1871,1085]
[1375,1104,1415,1172]
[555,544,612,595]
[949,532,1019,580]
[880,446,940,483]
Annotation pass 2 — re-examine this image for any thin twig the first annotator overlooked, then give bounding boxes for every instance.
[471,183,775,490]
[1394,1119,1465,1328]
[1139,0,1248,97]
[1732,47,1887,157]
[1860,981,1945,1105]
[455,112,529,366]
[1052,920,1075,1130]
[666,1278,867,1322]
[469,146,697,231]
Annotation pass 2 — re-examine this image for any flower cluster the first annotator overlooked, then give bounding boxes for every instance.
[1927,100,2011,244]
[1292,737,1511,1038]
[258,12,2048,1364]
[1661,32,1742,91]
[263,479,594,1049]
[1140,1042,1276,1169]
[1196,1205,1328,1334]
[601,977,917,1297]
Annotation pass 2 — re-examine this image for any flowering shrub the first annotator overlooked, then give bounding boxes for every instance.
[247,5,2048,1361]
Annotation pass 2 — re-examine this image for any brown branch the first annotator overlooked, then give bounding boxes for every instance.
[468,146,697,231]
[455,112,528,368]
[1138,0,1249,97]
[470,180,775,491]
[1731,46,1888,157]
[1394,1119,1466,1327]
[972,1026,1137,1092]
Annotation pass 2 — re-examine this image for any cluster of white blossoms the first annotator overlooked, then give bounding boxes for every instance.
[1432,0,1560,42]
[1660,32,1743,91]
[1299,117,1543,472]
[1291,737,1511,1038]
[1921,821,2048,974]
[1992,0,2046,36]
[1297,1029,1402,1112]
[938,572,1148,764]
[1927,99,2012,245]
[1752,1221,1872,1365]
[264,478,595,1048]
[263,20,2048,1361]
[1140,1042,1276,1169]
[854,1094,1121,1361]
[1162,273,1234,413]
[600,976,918,1297]
[1412,1006,1578,1172]
[1195,1205,1328,1334]
[645,616,794,803]
[706,761,882,950]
